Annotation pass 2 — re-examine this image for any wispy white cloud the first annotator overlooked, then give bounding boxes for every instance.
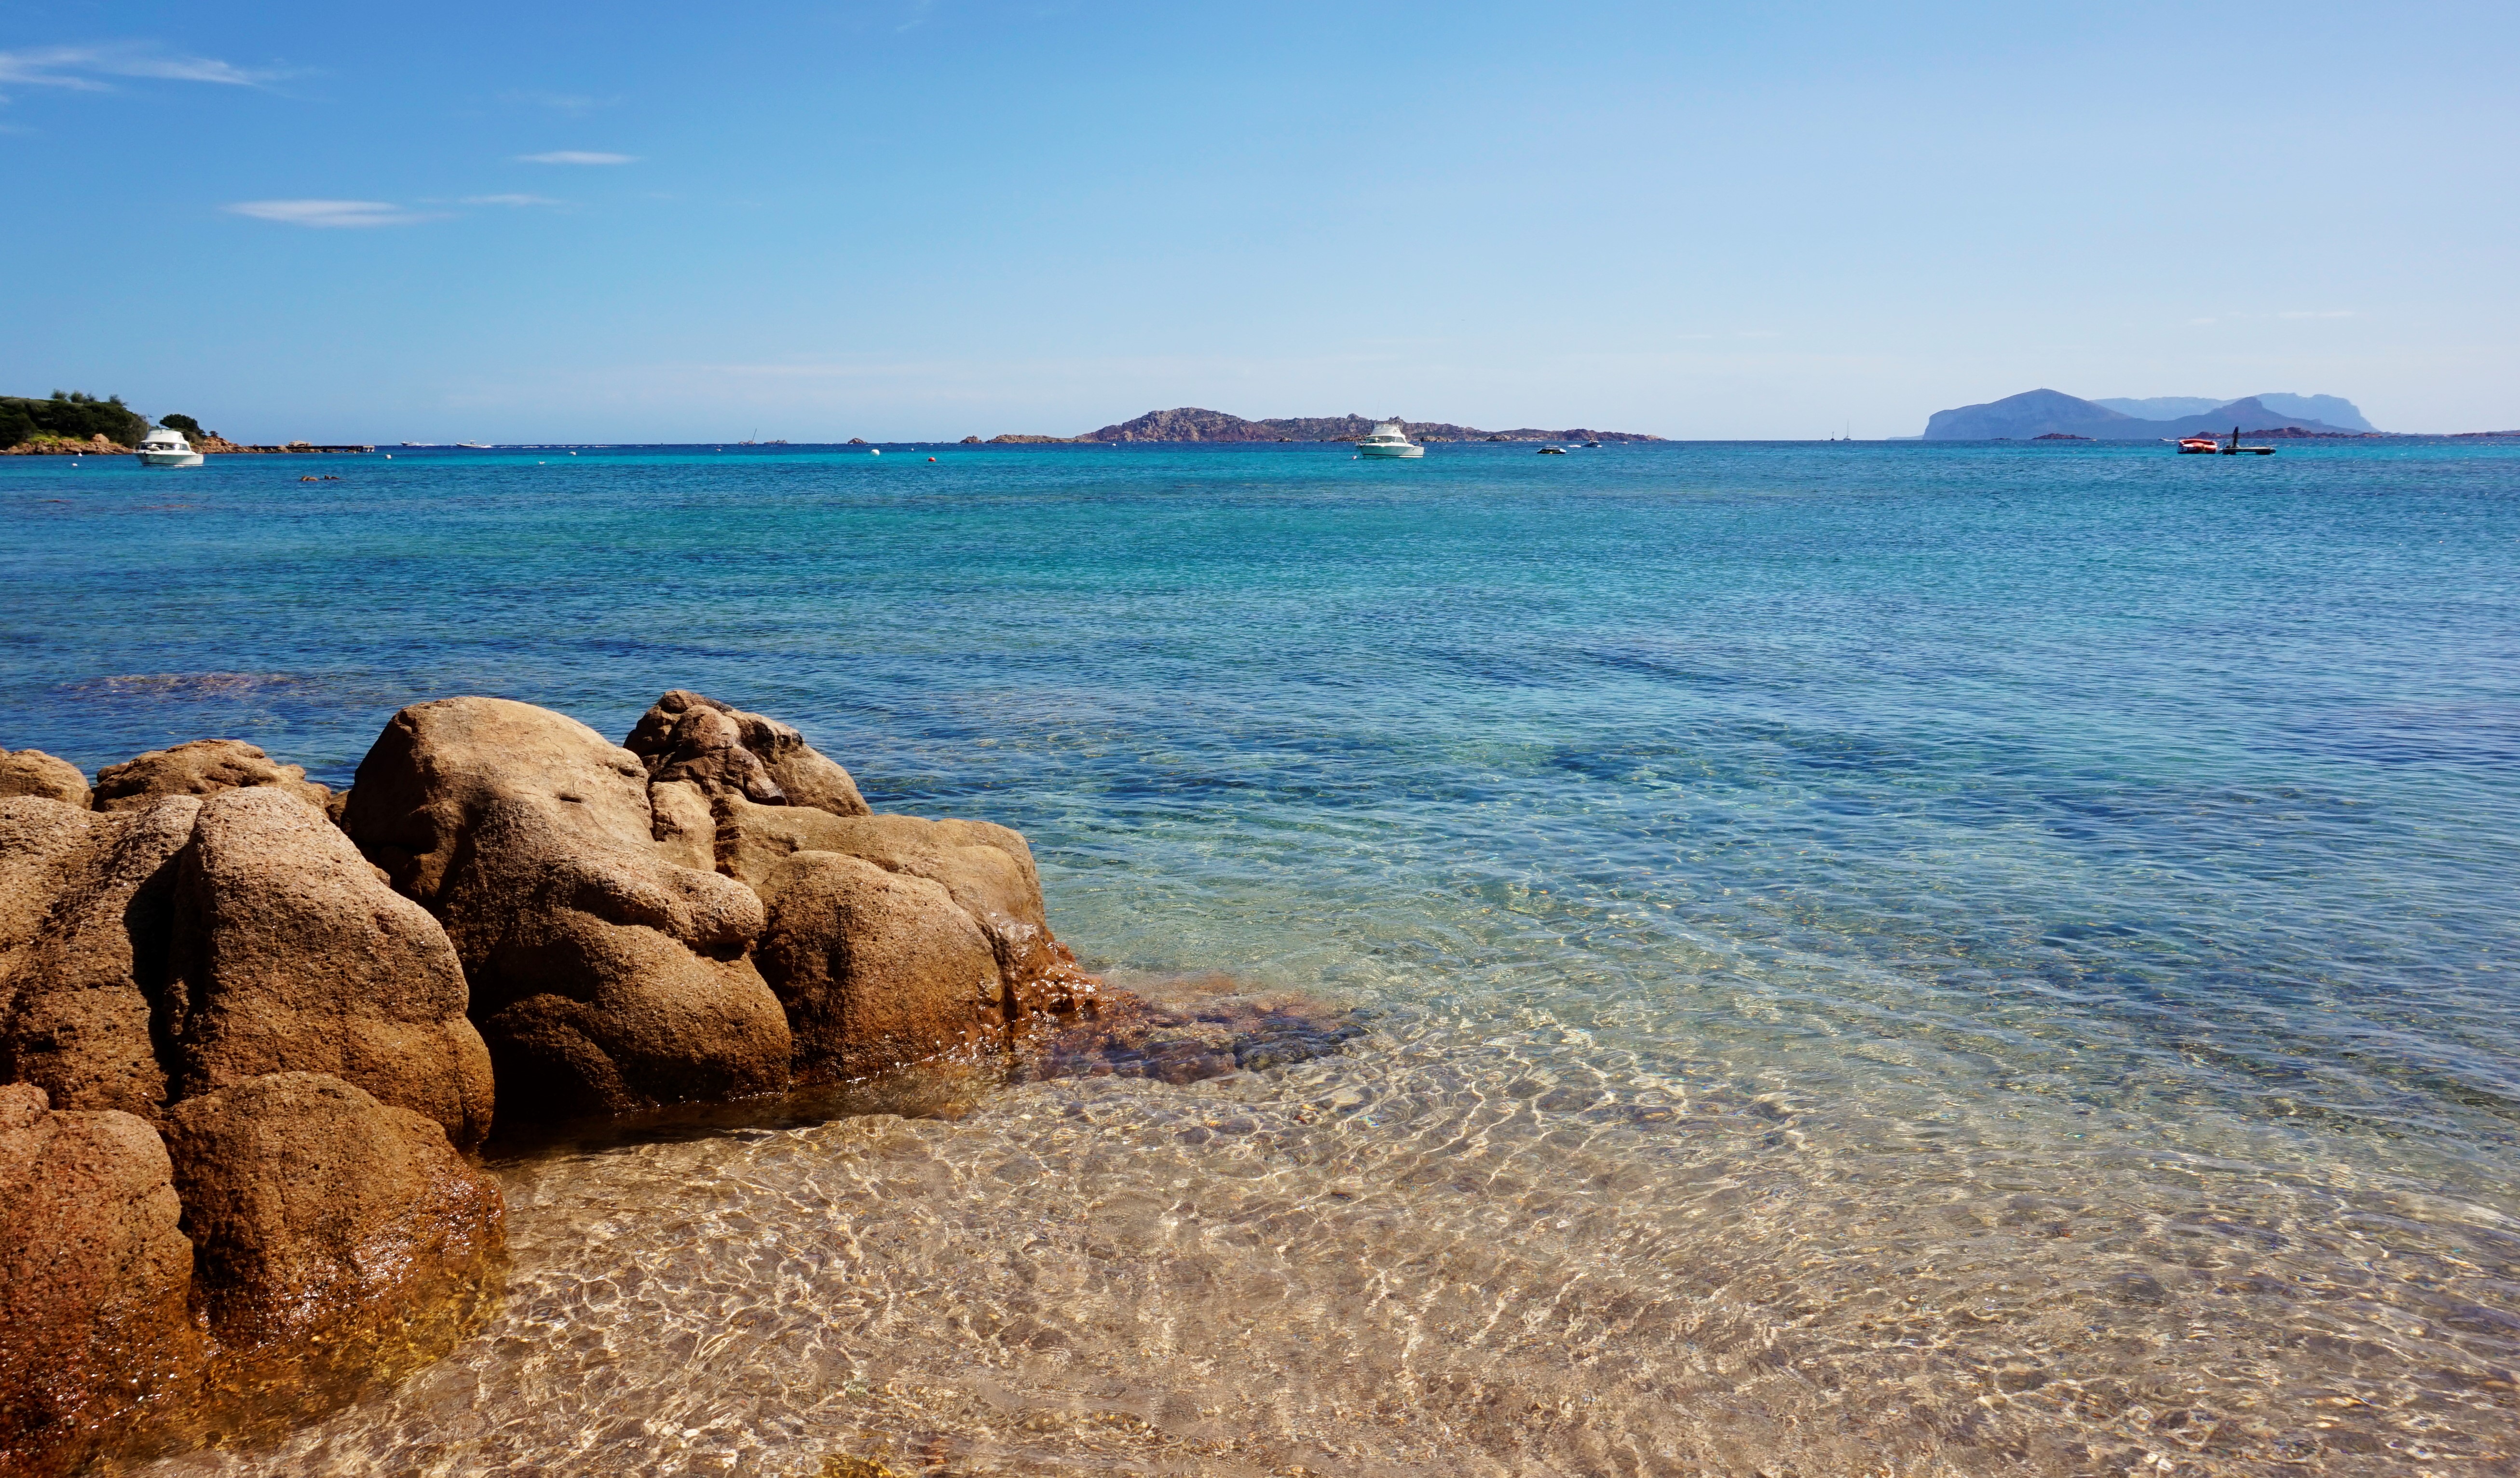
[461,193,562,207]
[225,199,435,228]
[2279,310,2355,320]
[516,150,636,165]
[0,43,283,98]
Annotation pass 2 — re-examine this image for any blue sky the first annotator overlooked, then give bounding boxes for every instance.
[5,0,2515,440]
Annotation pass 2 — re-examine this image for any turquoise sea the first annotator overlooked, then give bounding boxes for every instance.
[6,440,2517,1476]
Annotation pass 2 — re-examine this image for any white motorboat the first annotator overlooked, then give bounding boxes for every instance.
[135,428,204,467]
[1355,420,1424,458]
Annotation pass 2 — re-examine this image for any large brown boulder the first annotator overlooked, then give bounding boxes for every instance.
[754,851,1008,1080]
[341,698,790,1119]
[624,689,870,817]
[715,797,1067,990]
[161,1073,502,1350]
[0,797,199,1120]
[163,789,494,1148]
[90,739,330,815]
[0,748,89,809]
[0,1084,205,1478]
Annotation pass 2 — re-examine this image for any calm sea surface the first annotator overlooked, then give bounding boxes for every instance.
[6,440,2517,1476]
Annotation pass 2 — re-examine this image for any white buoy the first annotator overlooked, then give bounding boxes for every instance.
[871,448,882,456]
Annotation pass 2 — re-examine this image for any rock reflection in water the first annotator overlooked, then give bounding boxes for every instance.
[129,993,2518,1478]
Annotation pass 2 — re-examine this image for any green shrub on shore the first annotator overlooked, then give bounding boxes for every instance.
[0,390,150,448]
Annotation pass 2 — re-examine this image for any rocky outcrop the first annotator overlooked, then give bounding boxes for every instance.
[91,739,331,815]
[0,749,89,808]
[0,1084,205,1478]
[0,435,133,456]
[0,797,198,1120]
[342,697,791,1119]
[754,851,1007,1079]
[164,790,494,1147]
[713,798,1075,1001]
[162,1073,502,1350]
[0,686,1378,1475]
[624,689,871,817]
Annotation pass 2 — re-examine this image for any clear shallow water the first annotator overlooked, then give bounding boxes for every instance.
[5,441,2517,1476]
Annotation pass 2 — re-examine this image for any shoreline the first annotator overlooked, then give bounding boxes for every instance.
[0,694,1357,1475]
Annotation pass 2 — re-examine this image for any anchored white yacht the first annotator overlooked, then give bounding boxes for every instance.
[135,428,204,467]
[1355,420,1424,458]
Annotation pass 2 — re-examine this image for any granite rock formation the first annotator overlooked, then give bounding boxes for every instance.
[0,1084,204,1478]
[754,851,1008,1080]
[0,797,199,1119]
[341,697,792,1119]
[91,739,332,815]
[0,748,89,808]
[625,689,871,817]
[165,789,494,1147]
[1,686,1360,1475]
[162,1073,502,1350]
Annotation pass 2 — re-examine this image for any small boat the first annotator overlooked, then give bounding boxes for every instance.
[1355,420,1424,458]
[1582,440,1602,449]
[135,428,204,467]
[456,441,493,450]
[2180,426,2275,456]
[1537,445,1567,455]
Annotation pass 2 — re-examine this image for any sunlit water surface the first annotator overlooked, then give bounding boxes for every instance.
[5,440,2516,1476]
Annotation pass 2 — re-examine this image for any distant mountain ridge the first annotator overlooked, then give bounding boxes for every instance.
[988,408,1661,444]
[1922,389,2380,441]
[2093,393,2375,431]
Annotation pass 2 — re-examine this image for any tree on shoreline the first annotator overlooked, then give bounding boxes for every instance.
[0,390,151,448]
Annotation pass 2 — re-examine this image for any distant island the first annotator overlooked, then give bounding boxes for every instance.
[979,408,1662,444]
[1921,389,2382,441]
[1,390,356,455]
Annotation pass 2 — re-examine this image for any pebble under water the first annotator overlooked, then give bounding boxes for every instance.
[4,438,2516,1476]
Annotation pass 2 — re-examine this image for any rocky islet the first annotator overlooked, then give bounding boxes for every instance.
[0,689,1332,1477]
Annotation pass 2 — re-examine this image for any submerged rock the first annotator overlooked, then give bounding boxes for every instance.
[0,748,89,809]
[90,739,331,815]
[342,697,790,1119]
[162,1073,502,1350]
[1014,976,1368,1085]
[164,789,494,1148]
[0,1083,205,1478]
[0,797,198,1120]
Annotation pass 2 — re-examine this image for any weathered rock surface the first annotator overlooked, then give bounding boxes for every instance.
[343,697,790,1118]
[755,851,1008,1080]
[714,797,1071,995]
[625,689,870,817]
[0,1084,204,1478]
[647,778,716,872]
[0,797,199,1119]
[0,748,89,808]
[164,789,494,1147]
[162,1073,502,1349]
[91,739,331,815]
